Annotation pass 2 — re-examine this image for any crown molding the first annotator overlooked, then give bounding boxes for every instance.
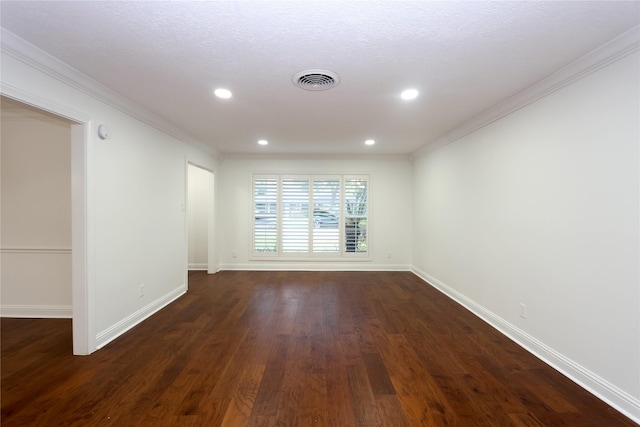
[0,28,219,159]
[410,136,451,159]
[412,25,640,159]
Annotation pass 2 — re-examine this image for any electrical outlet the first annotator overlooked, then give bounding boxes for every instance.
[232,250,238,258]
[139,284,145,298]
[519,303,526,319]
[386,252,391,259]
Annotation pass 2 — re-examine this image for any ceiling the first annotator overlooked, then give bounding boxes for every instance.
[1,1,639,156]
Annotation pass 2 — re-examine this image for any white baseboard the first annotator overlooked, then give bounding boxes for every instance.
[1,304,72,318]
[95,285,186,350]
[218,262,412,272]
[411,267,640,425]
[188,263,208,270]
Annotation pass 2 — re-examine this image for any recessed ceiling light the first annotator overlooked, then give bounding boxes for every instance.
[214,88,232,99]
[365,139,375,146]
[258,139,268,146]
[401,89,419,100]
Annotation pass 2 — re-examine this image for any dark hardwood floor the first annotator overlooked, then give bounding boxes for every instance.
[1,271,635,426]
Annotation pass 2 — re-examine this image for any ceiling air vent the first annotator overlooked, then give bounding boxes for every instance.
[292,69,340,91]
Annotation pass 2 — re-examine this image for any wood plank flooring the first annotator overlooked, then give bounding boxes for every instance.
[1,271,635,426]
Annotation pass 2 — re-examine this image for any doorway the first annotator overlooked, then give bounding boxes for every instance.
[1,97,72,318]
[187,163,214,274]
[0,93,92,355]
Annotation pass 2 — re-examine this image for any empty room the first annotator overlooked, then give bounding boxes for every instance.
[1,1,638,426]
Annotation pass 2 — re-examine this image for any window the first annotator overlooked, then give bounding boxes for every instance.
[313,177,340,253]
[253,176,278,253]
[252,174,368,258]
[345,177,368,253]
[282,177,309,253]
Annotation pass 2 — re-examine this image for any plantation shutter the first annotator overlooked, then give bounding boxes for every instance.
[253,176,278,254]
[344,177,368,253]
[312,177,340,253]
[282,177,310,253]
[252,174,368,258]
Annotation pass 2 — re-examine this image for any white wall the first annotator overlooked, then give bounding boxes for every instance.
[412,51,639,418]
[1,37,217,351]
[217,156,413,270]
[92,111,188,345]
[187,164,211,269]
[1,106,72,316]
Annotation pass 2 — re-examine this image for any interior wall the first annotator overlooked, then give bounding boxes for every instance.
[412,51,639,416]
[217,156,413,270]
[1,104,72,316]
[187,164,210,270]
[1,43,217,350]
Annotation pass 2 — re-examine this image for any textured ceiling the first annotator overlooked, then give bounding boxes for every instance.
[1,1,639,155]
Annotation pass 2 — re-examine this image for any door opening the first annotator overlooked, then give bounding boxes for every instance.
[187,164,214,274]
[0,94,93,355]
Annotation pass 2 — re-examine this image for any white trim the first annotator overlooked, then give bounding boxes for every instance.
[1,305,72,318]
[1,82,92,124]
[0,28,218,158]
[207,170,216,275]
[412,25,640,159]
[184,156,190,290]
[72,121,95,355]
[248,256,372,262]
[188,263,208,270]
[95,286,186,350]
[218,263,411,272]
[1,247,72,254]
[411,267,640,424]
